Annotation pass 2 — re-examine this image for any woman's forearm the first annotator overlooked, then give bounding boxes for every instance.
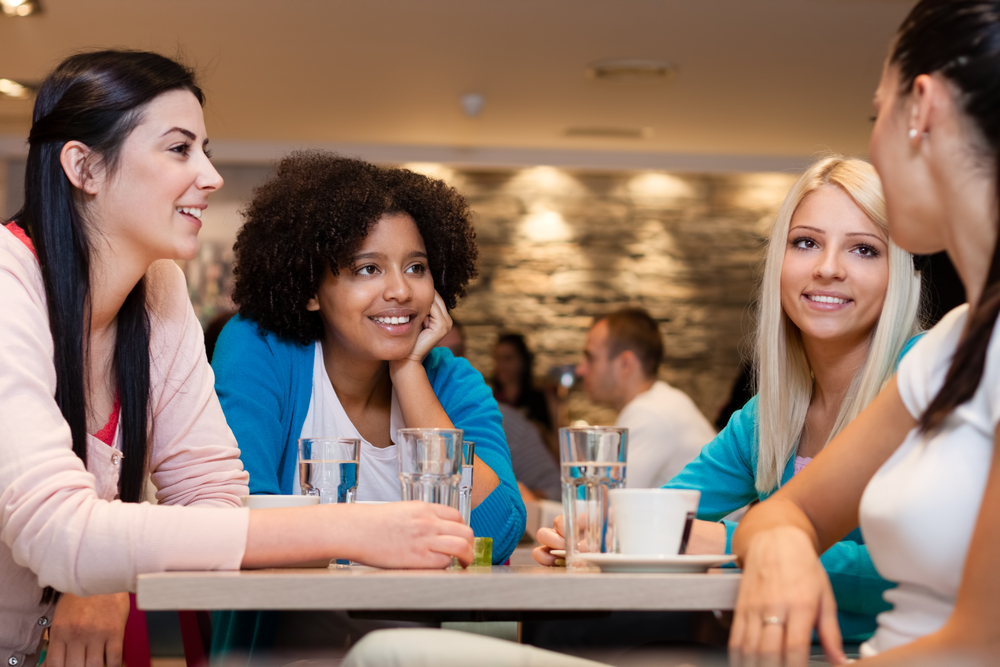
[389,360,501,506]
[731,496,821,565]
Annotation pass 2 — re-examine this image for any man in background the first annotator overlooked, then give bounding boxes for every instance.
[577,308,715,488]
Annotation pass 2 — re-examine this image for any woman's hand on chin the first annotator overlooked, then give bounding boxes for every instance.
[347,500,474,568]
[395,292,452,371]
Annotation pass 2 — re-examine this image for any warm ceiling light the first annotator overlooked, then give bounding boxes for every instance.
[1,0,41,17]
[586,59,676,83]
[0,78,34,99]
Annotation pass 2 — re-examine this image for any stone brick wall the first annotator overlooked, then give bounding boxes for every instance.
[417,165,799,426]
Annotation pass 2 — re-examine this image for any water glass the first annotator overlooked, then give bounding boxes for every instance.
[298,437,360,504]
[560,426,628,568]
[458,441,476,525]
[397,428,463,508]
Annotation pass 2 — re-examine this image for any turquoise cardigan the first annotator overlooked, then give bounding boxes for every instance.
[209,315,526,656]
[665,335,921,643]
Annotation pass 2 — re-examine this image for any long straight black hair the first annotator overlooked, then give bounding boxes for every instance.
[888,2,1000,431]
[13,50,204,503]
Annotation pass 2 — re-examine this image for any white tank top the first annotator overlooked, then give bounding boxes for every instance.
[293,342,404,502]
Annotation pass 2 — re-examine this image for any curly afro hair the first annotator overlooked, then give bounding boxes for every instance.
[232,151,479,344]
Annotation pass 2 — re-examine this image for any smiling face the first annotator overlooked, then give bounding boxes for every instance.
[306,212,435,362]
[869,64,946,255]
[779,185,890,347]
[87,89,223,264]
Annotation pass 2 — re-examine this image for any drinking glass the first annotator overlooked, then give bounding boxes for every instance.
[397,428,463,508]
[298,437,360,504]
[560,426,628,568]
[458,441,476,525]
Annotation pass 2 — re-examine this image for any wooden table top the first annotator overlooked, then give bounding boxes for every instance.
[136,561,740,612]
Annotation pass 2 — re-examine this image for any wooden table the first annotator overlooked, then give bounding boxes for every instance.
[136,560,740,613]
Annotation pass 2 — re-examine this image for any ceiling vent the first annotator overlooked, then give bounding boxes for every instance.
[564,126,653,139]
[586,59,676,83]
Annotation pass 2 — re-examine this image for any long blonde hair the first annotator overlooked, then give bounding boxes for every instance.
[754,156,922,494]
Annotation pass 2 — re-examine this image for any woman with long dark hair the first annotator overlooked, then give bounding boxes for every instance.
[730,1,1000,663]
[0,51,472,667]
[491,333,554,434]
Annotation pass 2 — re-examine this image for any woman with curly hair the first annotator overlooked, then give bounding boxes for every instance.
[210,152,525,653]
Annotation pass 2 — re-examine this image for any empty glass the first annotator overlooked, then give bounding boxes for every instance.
[397,428,463,508]
[458,441,476,524]
[298,437,360,504]
[560,426,628,569]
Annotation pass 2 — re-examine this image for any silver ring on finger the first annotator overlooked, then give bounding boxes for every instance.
[762,616,784,626]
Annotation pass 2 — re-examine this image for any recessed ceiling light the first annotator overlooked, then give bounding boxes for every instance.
[564,126,653,139]
[1,0,41,17]
[0,78,35,99]
[586,59,676,83]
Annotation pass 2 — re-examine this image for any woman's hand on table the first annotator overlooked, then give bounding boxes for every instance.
[685,519,728,555]
[47,592,130,667]
[729,526,846,667]
[349,501,474,569]
[532,514,567,566]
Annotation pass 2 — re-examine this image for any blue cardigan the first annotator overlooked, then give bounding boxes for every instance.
[665,335,921,643]
[210,316,526,657]
[212,314,526,559]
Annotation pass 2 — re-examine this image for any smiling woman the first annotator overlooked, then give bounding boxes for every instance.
[0,52,480,667]
[210,152,525,654]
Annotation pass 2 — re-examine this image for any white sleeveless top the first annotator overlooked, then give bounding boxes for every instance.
[294,342,404,502]
[859,305,995,655]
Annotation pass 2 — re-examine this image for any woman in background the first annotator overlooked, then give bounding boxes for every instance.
[536,156,925,647]
[732,1,1000,663]
[492,333,556,448]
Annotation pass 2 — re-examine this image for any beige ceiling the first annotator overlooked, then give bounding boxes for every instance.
[0,0,916,169]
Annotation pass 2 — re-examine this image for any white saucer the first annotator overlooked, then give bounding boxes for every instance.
[574,553,735,573]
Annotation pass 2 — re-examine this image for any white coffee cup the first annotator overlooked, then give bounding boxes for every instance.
[240,495,320,509]
[609,488,700,556]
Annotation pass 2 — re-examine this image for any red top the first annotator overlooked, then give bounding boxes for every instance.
[5,221,121,445]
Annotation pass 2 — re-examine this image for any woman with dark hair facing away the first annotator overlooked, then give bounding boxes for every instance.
[209,152,525,650]
[731,1,1000,663]
[491,333,554,433]
[0,52,473,667]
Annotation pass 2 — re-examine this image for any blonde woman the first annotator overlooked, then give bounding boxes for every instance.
[534,156,924,645]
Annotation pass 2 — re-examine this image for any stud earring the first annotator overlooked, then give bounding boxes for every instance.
[908,129,918,139]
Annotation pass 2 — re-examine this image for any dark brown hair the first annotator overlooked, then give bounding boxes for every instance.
[598,308,664,379]
[889,1,1000,431]
[232,152,478,344]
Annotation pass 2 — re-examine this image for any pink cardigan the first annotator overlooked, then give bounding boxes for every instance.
[0,226,250,663]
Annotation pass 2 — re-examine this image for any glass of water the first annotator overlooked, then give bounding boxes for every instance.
[560,426,628,569]
[298,437,360,504]
[458,441,475,524]
[397,428,463,509]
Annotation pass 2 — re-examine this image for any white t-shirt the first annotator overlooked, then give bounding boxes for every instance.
[859,305,995,656]
[294,342,403,502]
[616,380,717,488]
